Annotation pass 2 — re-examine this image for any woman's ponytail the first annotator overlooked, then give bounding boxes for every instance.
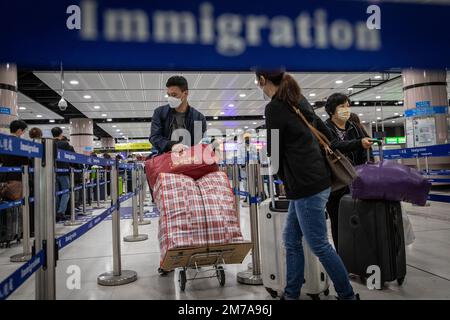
[277,73,302,108]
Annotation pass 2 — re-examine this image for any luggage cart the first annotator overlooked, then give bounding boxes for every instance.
[158,242,253,292]
[178,249,228,291]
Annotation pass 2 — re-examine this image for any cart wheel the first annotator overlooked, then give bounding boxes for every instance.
[158,268,169,276]
[307,294,321,300]
[179,270,187,292]
[397,277,405,286]
[265,287,279,299]
[324,288,330,296]
[216,266,225,287]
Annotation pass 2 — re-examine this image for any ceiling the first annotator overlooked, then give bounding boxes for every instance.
[15,70,450,139]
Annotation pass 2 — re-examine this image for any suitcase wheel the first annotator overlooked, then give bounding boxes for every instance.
[324,288,330,296]
[179,269,187,292]
[216,266,225,287]
[265,287,279,299]
[158,268,170,276]
[397,277,405,286]
[307,294,321,300]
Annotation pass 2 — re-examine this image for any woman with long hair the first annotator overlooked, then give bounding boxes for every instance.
[257,69,358,300]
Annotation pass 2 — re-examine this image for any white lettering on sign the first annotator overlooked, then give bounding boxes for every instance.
[65,232,78,243]
[64,153,76,161]
[66,265,81,290]
[76,1,381,56]
[20,255,42,279]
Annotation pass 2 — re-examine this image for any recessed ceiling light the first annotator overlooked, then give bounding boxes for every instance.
[358,113,364,117]
[112,125,117,128]
[228,104,235,108]
[376,96,381,99]
[119,133,124,135]
[263,116,266,119]
[394,113,399,116]
[101,114,107,117]
[244,126,249,129]
[362,121,366,123]
[49,120,55,123]
[354,101,360,105]
[94,106,101,109]
[220,112,225,115]
[348,88,353,91]
[309,93,316,97]
[376,108,382,112]
[107,118,113,122]
[252,122,257,125]
[208,123,212,126]
[19,107,26,110]
[239,93,246,98]
[116,130,121,133]
[372,121,376,124]
[322,114,327,117]
[392,120,396,123]
[61,126,66,129]
[335,80,343,84]
[398,101,404,104]
[83,95,92,99]
[374,75,382,79]
[36,114,43,118]
[70,80,79,85]
[377,117,382,120]
[213,116,219,120]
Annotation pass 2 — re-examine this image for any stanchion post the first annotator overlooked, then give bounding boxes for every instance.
[237,160,263,285]
[103,167,108,202]
[138,167,151,225]
[98,160,137,286]
[124,166,148,242]
[82,167,92,215]
[123,168,128,194]
[232,163,240,225]
[35,138,56,300]
[65,168,82,226]
[10,165,32,262]
[93,167,103,209]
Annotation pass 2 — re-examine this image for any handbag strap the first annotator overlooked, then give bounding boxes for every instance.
[289,104,334,155]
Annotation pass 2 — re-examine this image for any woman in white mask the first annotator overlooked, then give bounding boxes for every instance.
[324,93,373,251]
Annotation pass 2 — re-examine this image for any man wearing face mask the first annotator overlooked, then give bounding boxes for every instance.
[324,93,373,250]
[150,76,207,154]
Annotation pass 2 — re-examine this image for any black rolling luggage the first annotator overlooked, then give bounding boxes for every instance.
[338,195,406,286]
[0,206,22,248]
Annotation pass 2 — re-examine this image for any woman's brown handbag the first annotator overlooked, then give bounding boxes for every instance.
[0,181,23,201]
[292,106,358,192]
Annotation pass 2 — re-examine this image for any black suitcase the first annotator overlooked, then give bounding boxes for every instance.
[0,206,23,248]
[338,195,406,286]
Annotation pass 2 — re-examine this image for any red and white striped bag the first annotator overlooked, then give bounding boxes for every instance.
[155,172,243,262]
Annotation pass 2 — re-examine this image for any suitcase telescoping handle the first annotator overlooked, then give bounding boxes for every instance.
[367,139,383,163]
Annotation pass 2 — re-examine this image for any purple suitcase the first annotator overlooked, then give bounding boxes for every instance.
[350,141,432,206]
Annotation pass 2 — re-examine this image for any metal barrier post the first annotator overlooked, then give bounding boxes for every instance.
[232,163,240,224]
[138,167,151,225]
[103,168,108,203]
[237,160,263,285]
[35,138,56,300]
[64,168,82,226]
[82,167,92,215]
[98,161,137,286]
[93,167,103,209]
[124,166,148,242]
[123,169,128,194]
[10,165,32,262]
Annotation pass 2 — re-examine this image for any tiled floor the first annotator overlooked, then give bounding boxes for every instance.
[1,195,449,300]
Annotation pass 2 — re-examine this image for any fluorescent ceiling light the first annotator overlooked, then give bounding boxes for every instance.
[208,123,212,126]
[354,102,360,105]
[376,108,382,112]
[358,113,364,117]
[244,126,249,129]
[61,126,66,129]
[374,75,382,79]
[392,120,396,123]
[101,114,107,117]
[19,107,26,110]
[70,80,79,85]
[253,122,257,125]
[112,125,117,128]
[239,93,246,98]
[376,96,381,99]
[36,114,43,118]
[348,88,353,91]
[322,114,327,117]
[335,80,343,84]
[107,118,113,122]
[220,112,225,115]
[394,113,399,116]
[213,116,218,120]
[377,117,382,120]
[94,106,101,109]
[116,129,120,132]
[309,93,316,97]
[83,95,91,99]
[49,120,55,123]
[228,104,235,108]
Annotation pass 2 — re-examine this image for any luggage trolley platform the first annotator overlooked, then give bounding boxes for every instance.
[158,242,253,291]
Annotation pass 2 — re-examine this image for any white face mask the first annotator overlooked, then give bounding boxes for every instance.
[258,84,271,101]
[168,96,182,109]
[337,108,351,122]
